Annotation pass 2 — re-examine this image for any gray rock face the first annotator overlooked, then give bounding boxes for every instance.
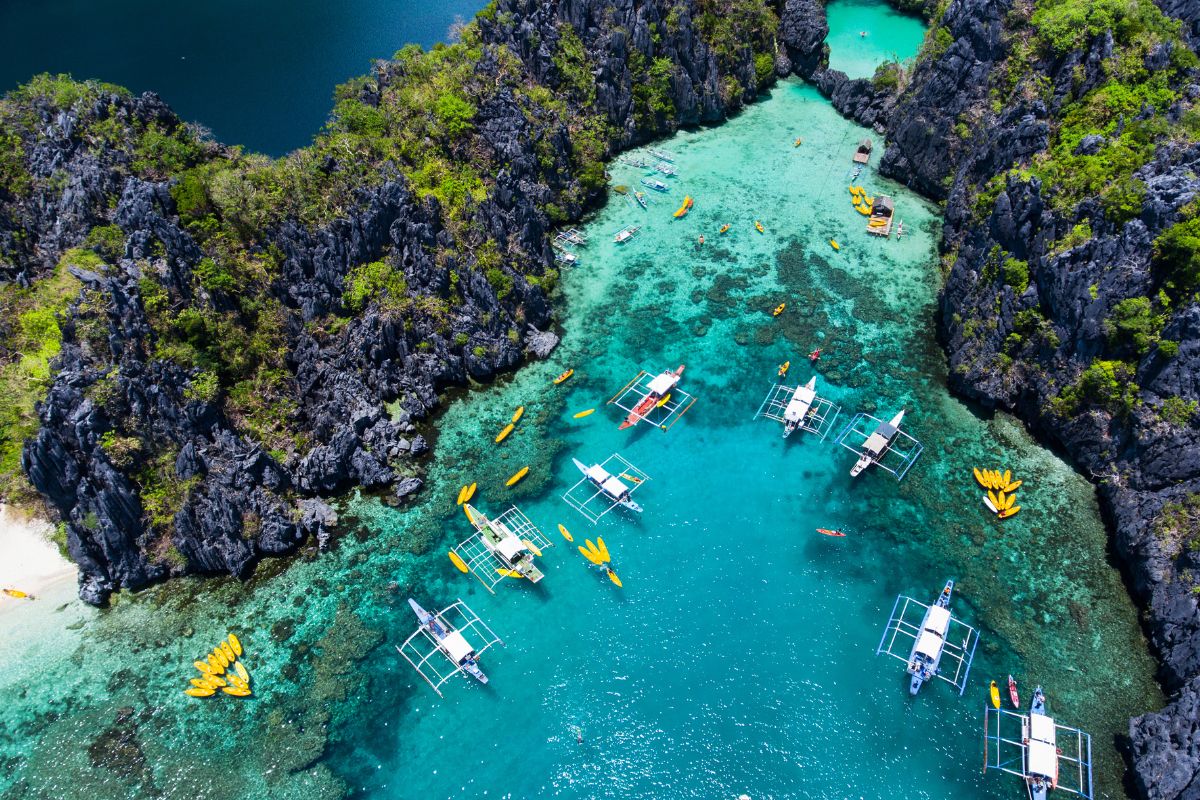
[863,0,1200,794]
[4,0,777,607]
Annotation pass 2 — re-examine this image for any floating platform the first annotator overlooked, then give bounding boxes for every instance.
[453,504,553,594]
[983,695,1094,800]
[866,195,895,237]
[753,378,841,440]
[853,138,872,164]
[562,453,650,524]
[607,369,697,432]
[876,583,979,696]
[833,411,923,481]
[396,599,504,698]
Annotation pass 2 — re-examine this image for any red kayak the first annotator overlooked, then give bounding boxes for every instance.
[809,348,822,362]
[815,528,845,537]
[1007,674,1019,708]
[619,365,684,430]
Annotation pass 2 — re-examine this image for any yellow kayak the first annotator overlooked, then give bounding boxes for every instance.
[1002,469,1012,486]
[772,303,786,316]
[719,224,730,234]
[997,491,1007,510]
[212,647,229,669]
[206,673,227,687]
[656,393,671,409]
[972,467,988,488]
[855,204,871,216]
[227,633,243,657]
[573,409,594,419]
[497,568,524,579]
[558,524,574,542]
[227,673,249,691]
[233,661,250,683]
[554,369,574,385]
[1003,480,1022,493]
[511,406,525,423]
[506,466,529,487]
[495,423,514,443]
[463,504,474,523]
[456,485,468,505]
[449,551,469,573]
[596,537,611,562]
[999,505,1021,519]
[194,659,214,674]
[222,686,251,698]
[987,490,999,509]
[755,221,765,233]
[673,195,693,218]
[607,570,623,588]
[190,677,214,689]
[830,240,840,250]
[462,482,476,503]
[219,641,236,663]
[522,538,543,557]
[185,687,215,698]
[207,654,224,675]
[989,681,1001,709]
[2,588,30,599]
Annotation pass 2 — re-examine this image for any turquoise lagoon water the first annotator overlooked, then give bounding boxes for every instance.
[825,0,927,79]
[0,0,485,155]
[0,81,1162,800]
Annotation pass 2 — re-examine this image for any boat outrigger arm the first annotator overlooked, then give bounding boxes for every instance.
[454,504,554,594]
[396,598,504,697]
[562,452,651,524]
[876,580,980,696]
[608,366,697,432]
[753,376,842,440]
[834,410,924,481]
[983,688,1095,800]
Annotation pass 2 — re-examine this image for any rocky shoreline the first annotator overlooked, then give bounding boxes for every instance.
[779,0,1200,795]
[2,0,1198,795]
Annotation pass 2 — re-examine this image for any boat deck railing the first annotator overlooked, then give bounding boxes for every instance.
[876,593,980,695]
[753,381,842,441]
[561,452,651,524]
[396,599,505,697]
[453,506,553,594]
[833,412,924,480]
[607,370,698,433]
[983,706,1094,799]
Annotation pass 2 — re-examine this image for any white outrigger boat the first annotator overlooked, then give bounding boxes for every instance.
[562,452,651,523]
[984,686,1094,800]
[608,365,697,432]
[451,504,552,593]
[614,225,641,244]
[653,161,677,176]
[877,579,979,696]
[834,408,924,481]
[641,178,669,192]
[753,375,841,440]
[649,148,675,163]
[634,191,648,209]
[396,598,504,697]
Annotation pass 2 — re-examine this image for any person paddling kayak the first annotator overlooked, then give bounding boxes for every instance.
[809,348,822,362]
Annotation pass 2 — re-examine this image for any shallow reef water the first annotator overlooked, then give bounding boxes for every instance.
[0,79,1162,800]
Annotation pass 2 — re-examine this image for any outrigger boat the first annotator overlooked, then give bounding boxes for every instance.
[555,228,588,246]
[834,409,924,480]
[649,148,675,162]
[463,503,545,583]
[654,161,677,176]
[614,226,641,244]
[984,685,1095,800]
[635,191,648,209]
[573,458,643,514]
[620,156,648,168]
[641,178,670,192]
[877,579,980,697]
[617,365,684,429]
[396,598,504,697]
[754,375,841,441]
[905,580,955,695]
[781,377,817,437]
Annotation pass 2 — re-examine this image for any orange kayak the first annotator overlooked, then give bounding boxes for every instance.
[815,528,846,537]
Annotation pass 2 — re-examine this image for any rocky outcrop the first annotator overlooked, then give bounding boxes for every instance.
[865,0,1200,794]
[1,0,780,605]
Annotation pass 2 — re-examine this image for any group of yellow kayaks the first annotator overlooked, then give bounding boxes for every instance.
[849,185,874,216]
[184,633,252,698]
[673,195,694,218]
[973,468,1023,519]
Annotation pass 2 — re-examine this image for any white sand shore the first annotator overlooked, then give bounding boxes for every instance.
[0,503,75,604]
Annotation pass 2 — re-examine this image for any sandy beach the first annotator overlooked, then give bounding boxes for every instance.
[0,504,74,607]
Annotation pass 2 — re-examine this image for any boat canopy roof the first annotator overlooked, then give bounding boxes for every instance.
[874,195,895,213]
[914,629,945,659]
[441,630,474,663]
[495,535,526,560]
[601,476,629,497]
[1028,739,1059,781]
[1030,713,1057,745]
[924,604,951,635]
[648,372,677,394]
[585,464,613,483]
[783,387,815,422]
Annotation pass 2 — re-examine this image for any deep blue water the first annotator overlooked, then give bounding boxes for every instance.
[0,0,485,155]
